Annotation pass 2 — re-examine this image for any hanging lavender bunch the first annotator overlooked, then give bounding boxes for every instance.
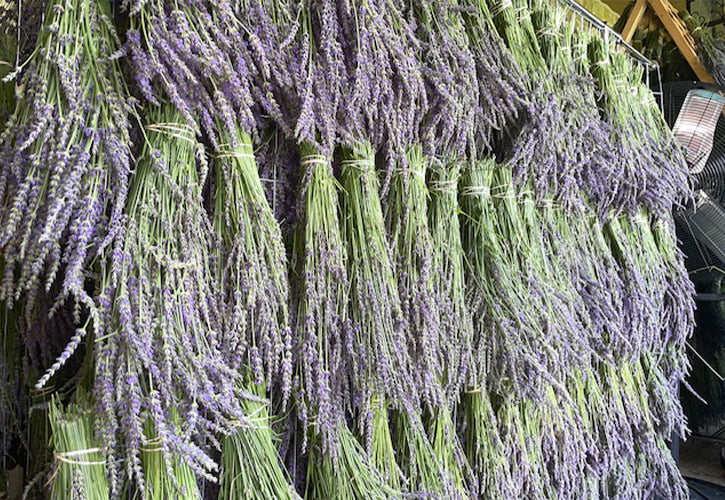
[140,417,202,500]
[587,36,690,219]
[458,0,528,154]
[48,395,110,500]
[218,383,300,500]
[212,120,292,395]
[384,147,463,497]
[335,0,427,165]
[427,159,474,399]
[211,119,298,500]
[93,104,252,494]
[291,143,394,498]
[426,159,476,496]
[681,11,725,85]
[401,0,479,158]
[290,144,350,452]
[385,146,443,408]
[0,0,133,325]
[337,142,412,492]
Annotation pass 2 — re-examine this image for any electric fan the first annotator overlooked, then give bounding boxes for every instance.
[664,81,725,284]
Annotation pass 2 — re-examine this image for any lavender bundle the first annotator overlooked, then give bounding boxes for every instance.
[0,0,132,325]
[384,146,461,497]
[427,160,474,399]
[681,12,725,85]
[458,0,528,152]
[404,0,479,158]
[218,384,299,500]
[93,104,251,493]
[124,0,264,146]
[291,144,393,498]
[140,419,201,500]
[459,158,601,497]
[385,147,442,408]
[48,396,109,500]
[426,160,476,495]
[212,120,292,393]
[334,0,426,162]
[211,118,297,500]
[337,142,412,492]
[587,36,689,219]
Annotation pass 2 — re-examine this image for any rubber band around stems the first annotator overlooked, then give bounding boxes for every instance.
[340,159,375,172]
[215,151,255,160]
[490,0,512,17]
[460,186,491,197]
[536,28,559,37]
[54,448,106,466]
[393,167,425,179]
[428,179,457,193]
[146,122,196,144]
[300,155,329,167]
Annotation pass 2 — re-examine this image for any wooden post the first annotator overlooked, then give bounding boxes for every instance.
[647,0,715,82]
[621,0,649,43]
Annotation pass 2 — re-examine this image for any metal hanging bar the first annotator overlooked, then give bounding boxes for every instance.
[556,0,658,68]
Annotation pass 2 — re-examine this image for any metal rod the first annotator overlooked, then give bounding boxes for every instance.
[555,0,658,68]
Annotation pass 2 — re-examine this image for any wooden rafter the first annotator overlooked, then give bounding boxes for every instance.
[619,0,714,82]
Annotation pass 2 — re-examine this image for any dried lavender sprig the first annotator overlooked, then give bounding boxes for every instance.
[0,0,133,329]
[94,104,252,494]
[212,120,292,399]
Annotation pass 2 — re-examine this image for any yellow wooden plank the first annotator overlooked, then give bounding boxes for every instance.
[648,0,715,82]
[621,0,648,42]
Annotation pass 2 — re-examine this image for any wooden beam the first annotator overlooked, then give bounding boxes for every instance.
[621,0,649,43]
[648,0,715,82]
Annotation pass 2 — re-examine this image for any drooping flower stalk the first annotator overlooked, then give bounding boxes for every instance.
[0,0,133,330]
